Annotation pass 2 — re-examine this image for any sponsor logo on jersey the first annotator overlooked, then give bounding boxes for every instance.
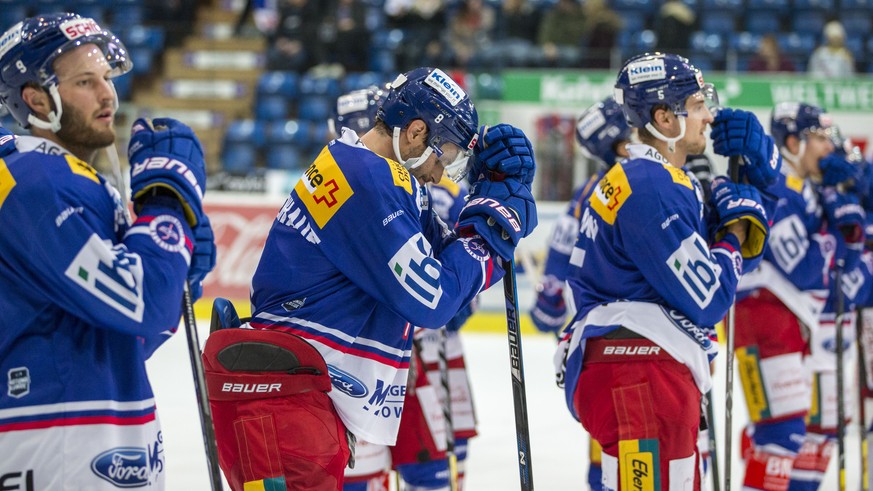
[576,109,607,140]
[424,69,466,107]
[662,164,692,190]
[619,438,660,491]
[383,209,404,226]
[131,156,203,199]
[55,206,84,228]
[0,22,22,61]
[65,234,145,322]
[362,379,405,419]
[295,151,353,228]
[327,365,368,398]
[389,233,443,308]
[7,367,29,398]
[589,165,632,225]
[276,196,321,244]
[281,298,306,311]
[627,58,666,85]
[822,336,852,354]
[0,159,16,209]
[66,155,100,184]
[660,213,679,229]
[768,214,809,274]
[0,470,33,491]
[579,207,599,240]
[461,237,490,262]
[221,382,282,393]
[666,233,722,309]
[148,215,187,254]
[662,308,713,350]
[90,447,151,488]
[387,159,413,194]
[601,345,662,356]
[60,18,103,41]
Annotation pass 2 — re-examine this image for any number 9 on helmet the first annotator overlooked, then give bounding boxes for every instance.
[0,13,132,132]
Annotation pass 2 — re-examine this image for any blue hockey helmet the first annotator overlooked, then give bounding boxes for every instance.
[329,85,385,138]
[575,96,633,167]
[377,67,479,181]
[614,52,714,129]
[0,13,132,131]
[769,102,832,150]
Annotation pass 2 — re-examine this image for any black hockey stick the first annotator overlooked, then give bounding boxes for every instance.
[504,259,534,491]
[724,155,741,491]
[856,308,869,491]
[181,282,223,491]
[704,391,721,491]
[437,328,459,491]
[834,259,847,491]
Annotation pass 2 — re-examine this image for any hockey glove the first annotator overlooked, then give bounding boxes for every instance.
[822,186,865,249]
[457,178,537,261]
[711,108,781,190]
[709,176,770,265]
[129,118,207,228]
[820,153,858,187]
[531,275,567,334]
[188,214,217,302]
[470,124,535,184]
[0,126,16,158]
[446,300,475,332]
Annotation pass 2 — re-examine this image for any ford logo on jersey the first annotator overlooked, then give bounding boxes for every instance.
[91,447,150,488]
[822,337,852,354]
[327,365,369,398]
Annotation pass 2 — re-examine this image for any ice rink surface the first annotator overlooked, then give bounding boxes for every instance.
[148,322,865,490]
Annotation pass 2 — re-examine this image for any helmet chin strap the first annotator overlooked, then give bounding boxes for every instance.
[645,117,686,153]
[781,140,806,169]
[26,84,63,133]
[392,127,433,170]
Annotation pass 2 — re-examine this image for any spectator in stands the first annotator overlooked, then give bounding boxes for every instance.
[445,0,496,68]
[748,34,796,72]
[654,0,695,55]
[499,0,541,44]
[313,0,371,73]
[266,0,320,71]
[537,0,586,66]
[385,0,446,71]
[808,20,855,78]
[581,0,622,69]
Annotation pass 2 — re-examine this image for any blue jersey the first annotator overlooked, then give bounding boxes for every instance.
[542,174,601,285]
[0,136,192,488]
[249,132,502,445]
[556,144,741,419]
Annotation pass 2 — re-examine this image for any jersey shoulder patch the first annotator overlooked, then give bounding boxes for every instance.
[588,163,632,225]
[294,146,355,228]
[661,163,693,190]
[65,154,99,184]
[785,174,804,193]
[385,157,414,195]
[0,158,15,210]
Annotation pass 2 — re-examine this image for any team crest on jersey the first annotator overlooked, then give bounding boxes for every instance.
[461,237,490,262]
[589,165,632,225]
[666,233,722,308]
[327,365,369,398]
[148,215,187,254]
[389,233,443,309]
[91,447,152,488]
[295,149,354,228]
[7,367,30,398]
[619,439,661,490]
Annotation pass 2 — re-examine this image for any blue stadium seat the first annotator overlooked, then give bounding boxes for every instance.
[75,5,106,24]
[257,71,299,100]
[343,71,383,91]
[226,119,267,148]
[620,13,647,34]
[368,48,396,74]
[267,120,311,147]
[792,0,833,10]
[609,0,657,15]
[0,5,27,32]
[730,31,762,54]
[745,15,781,34]
[121,25,166,51]
[129,47,154,76]
[299,75,342,99]
[792,11,826,35]
[255,94,290,121]
[702,0,742,9]
[370,29,405,50]
[840,15,872,38]
[265,146,304,171]
[690,32,725,58]
[297,96,333,123]
[700,13,737,34]
[841,0,872,8]
[745,0,788,12]
[222,144,258,174]
[845,36,864,61]
[777,33,816,55]
[308,124,329,151]
[111,5,144,27]
[112,73,133,101]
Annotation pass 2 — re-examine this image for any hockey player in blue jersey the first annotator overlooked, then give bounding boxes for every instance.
[326,85,479,491]
[201,67,536,491]
[0,13,215,490]
[732,102,863,491]
[554,52,778,489]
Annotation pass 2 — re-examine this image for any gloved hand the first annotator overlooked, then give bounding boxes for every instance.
[821,186,865,245]
[188,214,216,302]
[820,153,858,187]
[711,108,781,191]
[446,299,475,332]
[531,275,567,334]
[0,126,17,158]
[456,177,537,261]
[709,176,770,266]
[129,118,207,228]
[470,124,535,184]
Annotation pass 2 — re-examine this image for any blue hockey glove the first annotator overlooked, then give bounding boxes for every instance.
[711,108,781,190]
[709,176,770,265]
[820,153,858,187]
[457,177,537,261]
[129,118,207,227]
[446,300,475,332]
[188,214,216,302]
[821,186,865,245]
[470,124,535,184]
[531,275,567,334]
[0,126,16,158]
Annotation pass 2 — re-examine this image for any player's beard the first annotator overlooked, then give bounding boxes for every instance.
[56,101,116,151]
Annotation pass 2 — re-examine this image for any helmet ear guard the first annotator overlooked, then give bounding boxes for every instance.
[0,13,132,131]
